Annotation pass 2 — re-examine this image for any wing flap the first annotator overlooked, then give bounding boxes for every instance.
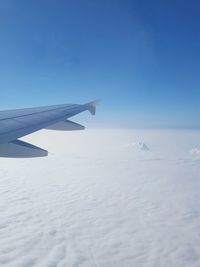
[45,120,85,131]
[0,140,48,158]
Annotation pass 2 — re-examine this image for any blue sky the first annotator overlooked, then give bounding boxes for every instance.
[0,0,200,128]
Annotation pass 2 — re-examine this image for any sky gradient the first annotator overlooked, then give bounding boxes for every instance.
[0,0,200,128]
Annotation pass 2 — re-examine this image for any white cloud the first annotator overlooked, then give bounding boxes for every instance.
[0,129,200,267]
[189,148,200,158]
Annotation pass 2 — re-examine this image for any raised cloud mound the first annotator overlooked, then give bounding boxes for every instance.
[189,148,200,158]
[129,142,150,151]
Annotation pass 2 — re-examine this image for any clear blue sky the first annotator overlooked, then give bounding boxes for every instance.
[0,0,200,128]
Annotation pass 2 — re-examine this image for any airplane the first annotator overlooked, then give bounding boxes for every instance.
[0,100,100,158]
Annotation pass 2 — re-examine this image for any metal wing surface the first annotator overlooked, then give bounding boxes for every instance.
[0,100,100,157]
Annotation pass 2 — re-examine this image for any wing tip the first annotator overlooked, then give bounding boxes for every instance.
[86,99,102,115]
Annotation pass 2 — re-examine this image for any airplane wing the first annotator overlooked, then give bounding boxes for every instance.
[0,100,100,158]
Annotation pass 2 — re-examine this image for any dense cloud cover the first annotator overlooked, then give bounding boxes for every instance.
[0,129,200,267]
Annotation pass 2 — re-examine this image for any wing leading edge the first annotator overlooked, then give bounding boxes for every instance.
[0,100,101,158]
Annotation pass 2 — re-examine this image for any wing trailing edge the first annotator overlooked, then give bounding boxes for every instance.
[0,140,48,158]
[45,120,85,131]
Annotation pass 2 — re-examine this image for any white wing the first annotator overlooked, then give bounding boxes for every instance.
[0,100,100,158]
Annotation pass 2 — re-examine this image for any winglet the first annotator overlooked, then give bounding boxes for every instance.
[86,99,101,115]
